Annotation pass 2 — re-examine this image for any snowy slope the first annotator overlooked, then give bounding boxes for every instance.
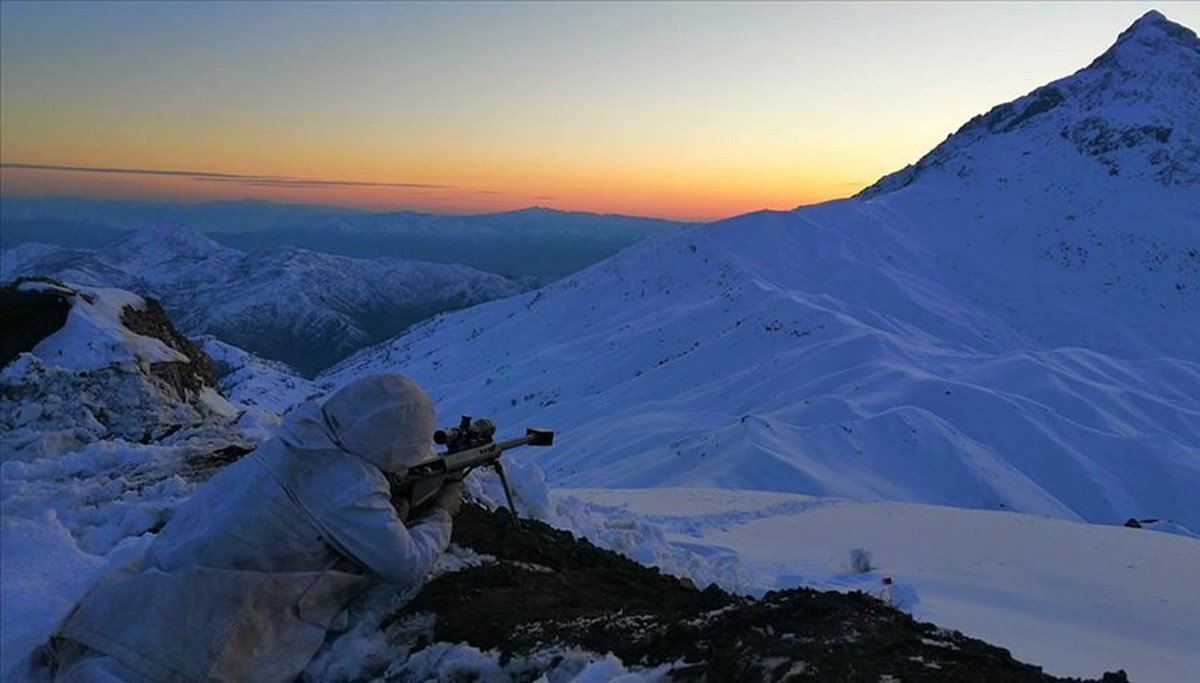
[557,488,1200,683]
[196,335,324,414]
[0,285,264,680]
[4,12,1198,683]
[1,223,527,375]
[324,12,1200,531]
[862,10,1200,197]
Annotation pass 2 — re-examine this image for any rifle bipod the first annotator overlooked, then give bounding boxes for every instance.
[492,459,521,527]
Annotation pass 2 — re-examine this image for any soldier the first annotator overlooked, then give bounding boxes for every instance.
[47,374,461,682]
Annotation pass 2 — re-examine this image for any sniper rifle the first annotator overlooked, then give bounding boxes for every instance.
[389,415,553,521]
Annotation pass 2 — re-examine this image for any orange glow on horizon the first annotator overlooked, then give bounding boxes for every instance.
[0,163,863,222]
[5,3,1198,224]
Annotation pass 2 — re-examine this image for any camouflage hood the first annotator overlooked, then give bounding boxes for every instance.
[280,374,436,473]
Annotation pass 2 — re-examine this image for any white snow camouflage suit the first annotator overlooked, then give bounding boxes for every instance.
[53,374,452,682]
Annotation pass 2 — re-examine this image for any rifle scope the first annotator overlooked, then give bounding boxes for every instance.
[434,415,496,451]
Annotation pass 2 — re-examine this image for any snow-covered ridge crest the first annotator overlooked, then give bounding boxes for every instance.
[1,278,238,460]
[861,10,1200,197]
[16,279,191,372]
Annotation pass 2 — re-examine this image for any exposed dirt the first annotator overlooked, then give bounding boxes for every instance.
[0,279,72,368]
[398,506,1130,683]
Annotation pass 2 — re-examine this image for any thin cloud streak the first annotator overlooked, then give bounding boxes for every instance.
[1,162,452,190]
[194,177,451,190]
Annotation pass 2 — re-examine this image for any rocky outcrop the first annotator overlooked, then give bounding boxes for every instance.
[120,296,219,400]
[0,280,238,459]
[385,506,1128,682]
[0,277,72,367]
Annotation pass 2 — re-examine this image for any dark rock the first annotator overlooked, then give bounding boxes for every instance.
[393,506,1127,681]
[1000,87,1065,133]
[120,296,219,399]
[0,278,73,368]
[183,444,255,482]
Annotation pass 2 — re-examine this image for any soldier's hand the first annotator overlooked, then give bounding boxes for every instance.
[393,498,411,522]
[435,480,464,517]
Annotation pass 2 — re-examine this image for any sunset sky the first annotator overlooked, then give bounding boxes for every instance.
[2,1,1198,221]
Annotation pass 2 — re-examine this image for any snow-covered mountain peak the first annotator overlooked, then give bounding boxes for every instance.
[1095,9,1199,68]
[319,14,1199,540]
[861,12,1200,197]
[1072,10,1199,119]
[115,221,227,257]
[102,221,243,280]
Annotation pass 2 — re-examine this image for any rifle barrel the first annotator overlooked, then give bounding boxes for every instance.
[496,434,536,451]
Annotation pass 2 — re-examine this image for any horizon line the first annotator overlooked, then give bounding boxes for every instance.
[0,190,718,224]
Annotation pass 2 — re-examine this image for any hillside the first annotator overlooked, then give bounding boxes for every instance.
[323,13,1200,533]
[1,223,526,375]
[1,281,1138,682]
[3,10,1198,683]
[358,504,1131,683]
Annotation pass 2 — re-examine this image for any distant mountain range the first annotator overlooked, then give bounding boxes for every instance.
[1,223,526,375]
[0,197,360,233]
[0,200,687,279]
[322,11,1200,531]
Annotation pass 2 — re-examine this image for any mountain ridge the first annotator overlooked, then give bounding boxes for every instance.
[321,12,1200,531]
[2,224,526,375]
[2,200,687,279]
[860,10,1200,198]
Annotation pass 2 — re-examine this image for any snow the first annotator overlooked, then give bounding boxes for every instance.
[0,290,673,681]
[197,335,324,414]
[12,444,1192,681]
[0,280,259,678]
[0,513,104,680]
[22,282,189,372]
[320,184,1200,530]
[1,282,242,460]
[318,15,1200,534]
[557,487,1200,683]
[0,507,160,680]
[305,17,1200,680]
[375,644,671,683]
[3,223,527,375]
[3,11,1199,683]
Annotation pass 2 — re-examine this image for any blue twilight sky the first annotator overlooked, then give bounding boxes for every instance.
[2,1,1197,219]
